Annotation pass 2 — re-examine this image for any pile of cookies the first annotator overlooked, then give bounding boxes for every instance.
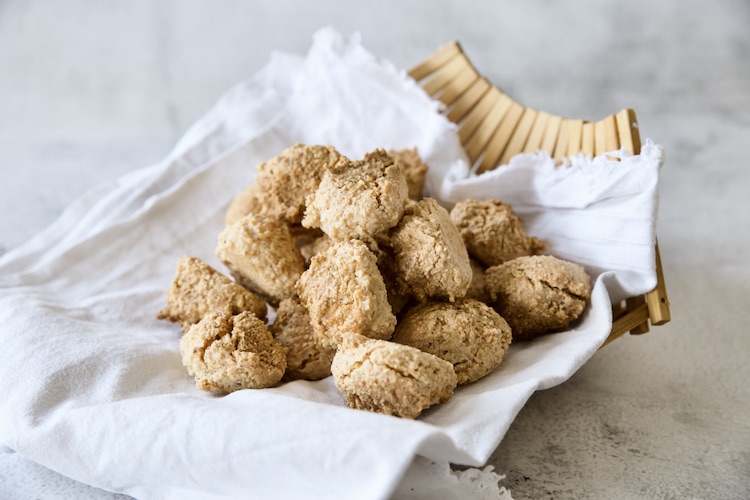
[157,144,592,419]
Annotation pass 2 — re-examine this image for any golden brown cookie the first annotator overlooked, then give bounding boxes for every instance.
[486,255,592,340]
[157,256,267,332]
[390,198,471,302]
[180,311,286,392]
[389,148,428,200]
[216,213,305,306]
[225,183,263,227]
[253,144,342,225]
[392,299,512,385]
[450,198,544,267]
[331,336,457,419]
[295,239,396,349]
[270,297,336,381]
[302,149,408,240]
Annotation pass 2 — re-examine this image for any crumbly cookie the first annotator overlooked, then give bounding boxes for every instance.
[270,297,336,381]
[331,336,457,419]
[464,258,491,303]
[485,255,592,340]
[450,198,545,267]
[392,299,512,385]
[216,213,306,306]
[180,311,286,392]
[157,256,267,332]
[389,148,428,200]
[225,182,263,227]
[302,149,408,240]
[253,144,342,225]
[295,239,396,348]
[390,198,472,302]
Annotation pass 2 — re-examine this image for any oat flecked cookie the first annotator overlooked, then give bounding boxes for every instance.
[389,148,428,200]
[302,149,408,240]
[157,256,267,332]
[225,182,263,227]
[180,311,286,392]
[270,297,336,381]
[390,198,472,302]
[392,299,512,385]
[450,198,544,267]
[331,336,457,419]
[216,213,306,306]
[486,255,592,340]
[253,144,342,225]
[295,239,396,348]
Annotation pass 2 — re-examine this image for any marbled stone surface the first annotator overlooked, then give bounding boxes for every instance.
[1,0,748,498]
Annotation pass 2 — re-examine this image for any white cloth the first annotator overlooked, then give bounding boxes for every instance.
[0,28,662,500]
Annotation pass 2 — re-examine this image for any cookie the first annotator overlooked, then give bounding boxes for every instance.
[450,198,544,267]
[392,299,512,385]
[216,213,305,306]
[270,297,336,381]
[390,198,471,302]
[254,144,342,225]
[302,149,408,240]
[485,255,592,340]
[331,336,457,419]
[225,182,263,227]
[389,148,428,200]
[180,311,286,392]
[157,256,267,332]
[296,239,396,348]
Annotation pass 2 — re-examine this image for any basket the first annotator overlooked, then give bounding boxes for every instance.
[409,42,671,345]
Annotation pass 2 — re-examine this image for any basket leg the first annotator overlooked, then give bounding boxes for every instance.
[626,295,650,335]
[646,241,671,325]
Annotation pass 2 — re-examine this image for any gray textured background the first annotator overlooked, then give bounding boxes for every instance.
[1,1,749,498]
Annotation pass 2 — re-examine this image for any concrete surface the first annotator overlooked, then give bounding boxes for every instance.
[1,1,749,498]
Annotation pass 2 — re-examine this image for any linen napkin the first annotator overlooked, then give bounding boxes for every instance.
[0,28,662,499]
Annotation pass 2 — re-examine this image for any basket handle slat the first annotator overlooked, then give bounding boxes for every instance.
[601,114,620,155]
[480,101,525,173]
[594,119,607,156]
[422,54,474,96]
[408,41,462,81]
[566,119,585,159]
[552,119,573,163]
[615,108,641,156]
[500,107,538,165]
[540,114,563,155]
[523,110,551,153]
[582,122,595,157]
[447,78,491,123]
[458,87,502,144]
[466,94,513,165]
[438,68,480,106]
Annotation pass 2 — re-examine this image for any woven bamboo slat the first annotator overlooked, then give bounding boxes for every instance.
[408,42,671,345]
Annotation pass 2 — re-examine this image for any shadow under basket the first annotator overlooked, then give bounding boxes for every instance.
[408,41,671,346]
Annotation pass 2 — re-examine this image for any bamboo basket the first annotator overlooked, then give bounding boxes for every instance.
[409,42,671,345]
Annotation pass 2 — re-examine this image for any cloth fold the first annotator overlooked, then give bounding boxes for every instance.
[0,28,662,499]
